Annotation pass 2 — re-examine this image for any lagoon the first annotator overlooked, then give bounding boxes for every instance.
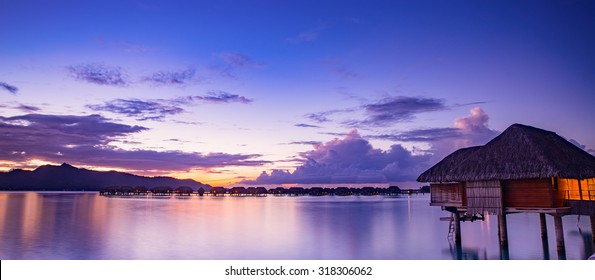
[0,192,592,260]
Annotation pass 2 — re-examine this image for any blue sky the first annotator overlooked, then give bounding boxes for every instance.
[1,0,594,186]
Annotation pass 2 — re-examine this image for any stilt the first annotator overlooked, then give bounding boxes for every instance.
[539,213,548,239]
[541,234,550,260]
[590,215,595,244]
[497,214,508,248]
[500,244,510,260]
[553,215,566,260]
[453,212,462,245]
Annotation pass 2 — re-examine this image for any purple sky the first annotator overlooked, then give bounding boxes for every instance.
[1,0,594,186]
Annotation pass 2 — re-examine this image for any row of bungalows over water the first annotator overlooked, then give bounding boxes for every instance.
[417,123,595,259]
[100,185,419,197]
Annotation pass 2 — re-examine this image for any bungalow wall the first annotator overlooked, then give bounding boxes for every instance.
[467,180,502,215]
[430,182,465,207]
[502,179,558,208]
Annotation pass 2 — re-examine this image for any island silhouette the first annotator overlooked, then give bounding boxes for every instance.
[0,163,211,191]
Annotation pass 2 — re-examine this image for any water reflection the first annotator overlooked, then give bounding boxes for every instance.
[0,192,592,260]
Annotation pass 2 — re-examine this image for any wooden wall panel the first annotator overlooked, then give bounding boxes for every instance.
[503,179,553,208]
[430,183,463,205]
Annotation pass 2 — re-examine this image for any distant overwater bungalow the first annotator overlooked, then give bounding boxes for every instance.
[418,123,595,259]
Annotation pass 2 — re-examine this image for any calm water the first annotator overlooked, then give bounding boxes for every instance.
[0,192,592,260]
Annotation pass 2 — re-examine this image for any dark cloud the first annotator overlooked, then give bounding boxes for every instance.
[370,128,461,142]
[88,91,252,121]
[188,91,253,104]
[212,52,261,78]
[0,82,18,94]
[356,96,446,126]
[288,141,322,146]
[16,104,41,112]
[304,109,354,123]
[68,63,129,86]
[319,132,350,137]
[453,101,489,107]
[87,99,184,121]
[245,129,431,184]
[0,113,268,172]
[142,68,197,86]
[305,112,331,123]
[0,103,42,112]
[295,123,321,128]
[569,139,587,150]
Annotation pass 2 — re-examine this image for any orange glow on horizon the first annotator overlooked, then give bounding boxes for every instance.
[0,160,257,186]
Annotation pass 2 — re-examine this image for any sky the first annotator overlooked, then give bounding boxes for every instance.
[1,0,594,187]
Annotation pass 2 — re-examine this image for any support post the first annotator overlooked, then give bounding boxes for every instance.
[498,214,508,248]
[590,215,595,245]
[539,213,548,239]
[453,212,462,245]
[553,215,566,260]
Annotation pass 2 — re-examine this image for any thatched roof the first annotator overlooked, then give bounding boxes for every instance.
[417,123,595,182]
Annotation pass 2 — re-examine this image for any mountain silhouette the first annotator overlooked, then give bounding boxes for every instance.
[0,163,211,191]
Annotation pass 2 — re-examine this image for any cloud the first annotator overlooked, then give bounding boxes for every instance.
[356,96,446,126]
[295,123,321,128]
[246,107,501,185]
[372,107,499,162]
[68,63,129,86]
[288,141,322,146]
[142,68,197,86]
[87,99,184,121]
[0,103,42,112]
[211,52,261,78]
[184,91,253,104]
[245,129,431,184]
[16,104,41,112]
[304,109,354,123]
[88,91,252,120]
[0,82,18,94]
[0,113,268,172]
[322,58,359,79]
[370,127,461,142]
[569,139,586,150]
[287,26,324,43]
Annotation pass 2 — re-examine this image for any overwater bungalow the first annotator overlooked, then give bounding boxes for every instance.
[308,187,326,196]
[417,124,595,256]
[334,187,351,196]
[270,186,287,196]
[197,187,206,196]
[99,186,118,196]
[361,187,377,196]
[210,187,227,196]
[254,187,268,197]
[151,186,173,196]
[175,186,194,196]
[387,186,401,196]
[230,187,248,196]
[288,187,306,196]
[133,186,149,195]
[246,187,257,196]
